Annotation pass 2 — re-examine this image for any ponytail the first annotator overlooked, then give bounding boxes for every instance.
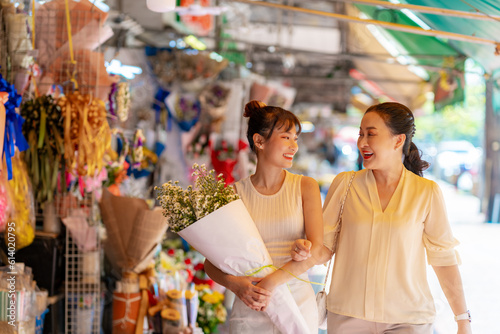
[403,142,429,177]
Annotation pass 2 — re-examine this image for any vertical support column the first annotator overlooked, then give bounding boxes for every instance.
[484,75,500,223]
[214,0,222,53]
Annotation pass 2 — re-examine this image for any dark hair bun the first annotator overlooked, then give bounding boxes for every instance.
[244,100,267,117]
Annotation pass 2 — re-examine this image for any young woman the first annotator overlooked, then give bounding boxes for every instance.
[204,100,330,333]
[297,102,472,333]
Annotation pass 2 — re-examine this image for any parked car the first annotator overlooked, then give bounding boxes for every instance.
[434,140,482,193]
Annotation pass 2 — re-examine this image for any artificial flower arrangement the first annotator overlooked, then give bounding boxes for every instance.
[108,79,131,122]
[20,95,64,205]
[154,238,227,333]
[166,92,201,132]
[185,132,210,161]
[156,164,311,333]
[210,139,249,185]
[195,284,227,334]
[199,84,230,129]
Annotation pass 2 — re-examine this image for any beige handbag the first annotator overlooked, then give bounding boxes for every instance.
[316,171,356,330]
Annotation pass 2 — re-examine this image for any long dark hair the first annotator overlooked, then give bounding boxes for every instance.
[365,102,429,176]
[243,100,302,152]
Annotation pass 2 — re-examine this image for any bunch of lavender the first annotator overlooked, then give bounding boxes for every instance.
[155,164,239,232]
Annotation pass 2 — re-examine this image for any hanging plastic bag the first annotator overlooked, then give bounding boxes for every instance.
[5,153,36,249]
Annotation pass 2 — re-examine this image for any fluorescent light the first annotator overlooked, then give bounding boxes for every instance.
[147,0,176,13]
[105,60,143,80]
[301,121,315,133]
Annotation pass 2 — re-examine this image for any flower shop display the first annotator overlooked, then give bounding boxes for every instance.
[195,285,226,334]
[0,2,34,96]
[58,92,111,177]
[209,139,249,186]
[112,272,141,334]
[165,91,201,132]
[198,84,230,133]
[131,129,146,170]
[98,188,168,274]
[4,154,36,250]
[0,73,29,180]
[147,49,228,88]
[0,92,6,166]
[156,164,310,333]
[0,167,11,232]
[20,95,64,205]
[108,80,131,123]
[209,139,238,186]
[0,264,48,333]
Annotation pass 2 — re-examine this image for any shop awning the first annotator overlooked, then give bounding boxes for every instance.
[393,0,500,74]
[352,2,471,109]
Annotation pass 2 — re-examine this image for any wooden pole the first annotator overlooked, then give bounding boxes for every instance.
[333,0,500,22]
[232,0,500,51]
[484,76,500,222]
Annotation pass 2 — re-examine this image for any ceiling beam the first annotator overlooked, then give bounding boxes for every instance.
[232,0,500,52]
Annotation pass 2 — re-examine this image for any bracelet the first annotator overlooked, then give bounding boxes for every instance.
[454,310,471,322]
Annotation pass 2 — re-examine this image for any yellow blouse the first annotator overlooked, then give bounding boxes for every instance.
[323,167,460,324]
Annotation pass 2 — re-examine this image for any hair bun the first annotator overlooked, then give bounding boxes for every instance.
[244,100,267,117]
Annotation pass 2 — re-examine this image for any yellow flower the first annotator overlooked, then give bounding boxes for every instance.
[215,304,227,322]
[212,291,224,302]
[201,290,224,304]
[185,290,197,300]
[195,284,210,291]
[167,289,182,300]
[161,308,180,321]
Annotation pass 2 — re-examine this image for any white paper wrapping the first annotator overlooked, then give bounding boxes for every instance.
[178,199,309,334]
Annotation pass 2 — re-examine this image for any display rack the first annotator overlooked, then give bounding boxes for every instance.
[59,193,101,334]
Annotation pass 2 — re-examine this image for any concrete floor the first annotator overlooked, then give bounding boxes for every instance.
[430,180,500,334]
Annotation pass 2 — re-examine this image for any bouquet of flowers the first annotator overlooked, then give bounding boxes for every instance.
[156,164,310,333]
[156,164,239,232]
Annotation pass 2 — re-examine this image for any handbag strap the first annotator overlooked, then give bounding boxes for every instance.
[321,171,356,291]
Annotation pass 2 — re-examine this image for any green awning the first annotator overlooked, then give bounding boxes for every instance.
[354,3,467,109]
[396,0,500,74]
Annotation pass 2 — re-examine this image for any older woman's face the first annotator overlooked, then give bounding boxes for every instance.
[357,112,402,170]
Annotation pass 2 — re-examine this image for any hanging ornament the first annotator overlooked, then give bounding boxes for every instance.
[131,129,145,170]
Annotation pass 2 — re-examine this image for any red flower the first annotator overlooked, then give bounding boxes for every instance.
[194,263,204,271]
[186,269,194,282]
[167,249,175,256]
[193,276,214,288]
[184,258,192,265]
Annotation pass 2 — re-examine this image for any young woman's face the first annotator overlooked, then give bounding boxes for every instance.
[357,112,402,170]
[260,125,299,168]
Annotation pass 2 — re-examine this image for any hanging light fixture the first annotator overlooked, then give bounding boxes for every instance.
[147,0,176,13]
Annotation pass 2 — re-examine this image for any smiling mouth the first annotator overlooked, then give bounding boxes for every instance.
[283,154,294,160]
[363,153,373,159]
